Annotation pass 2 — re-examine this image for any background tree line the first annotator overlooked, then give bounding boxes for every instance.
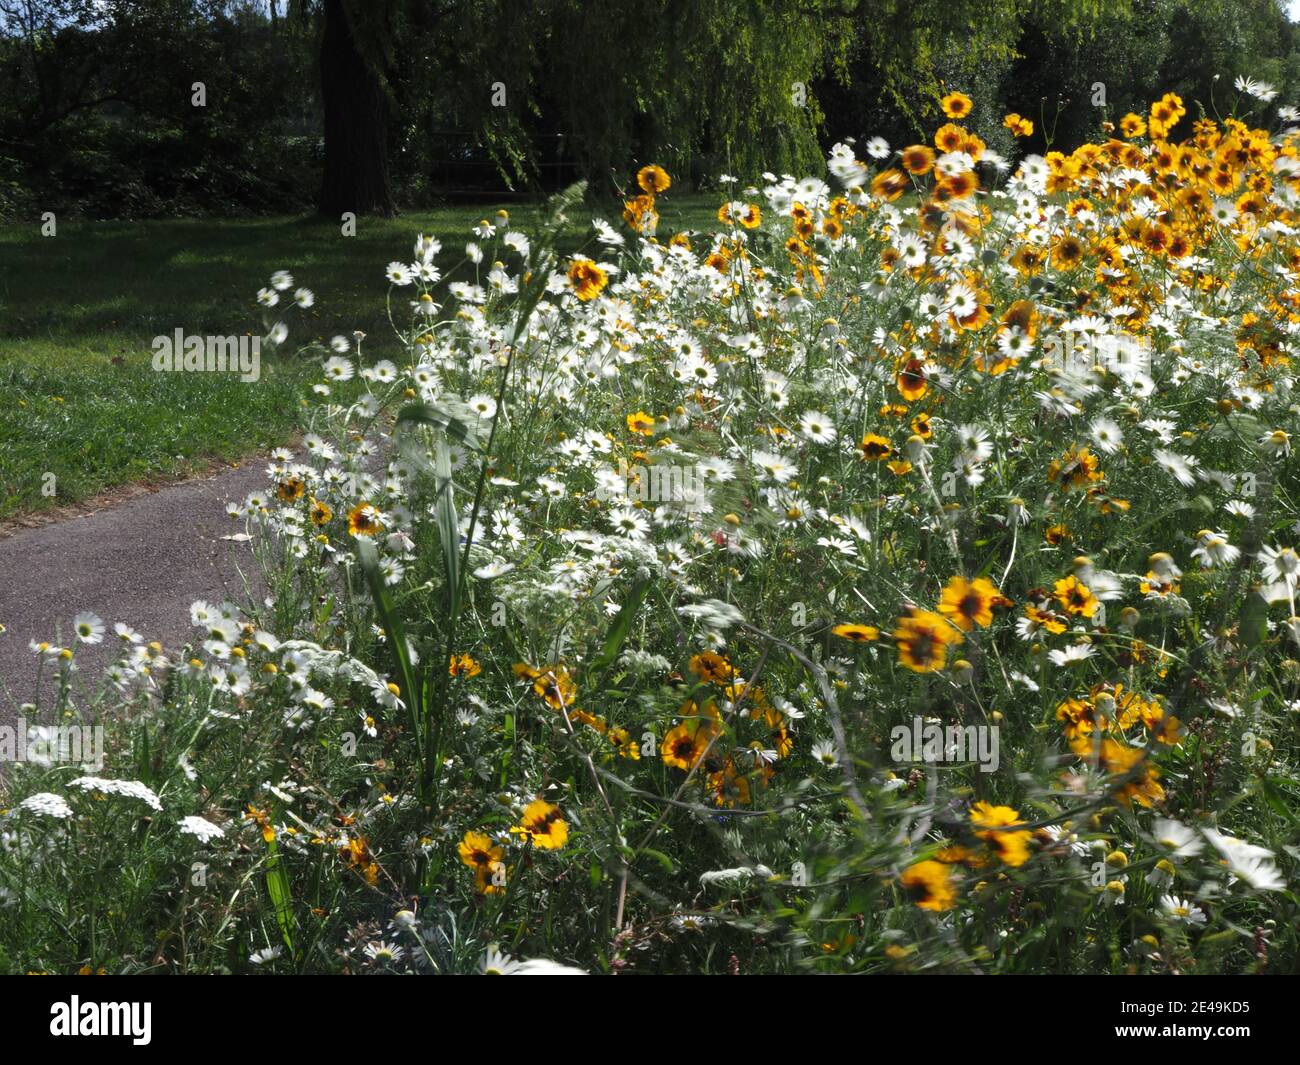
[2,0,1297,219]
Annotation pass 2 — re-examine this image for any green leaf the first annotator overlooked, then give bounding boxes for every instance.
[434,437,461,620]
[357,537,422,734]
[1198,930,1239,951]
[637,847,675,873]
[1260,778,1300,824]
[395,401,477,448]
[134,721,152,787]
[589,578,650,675]
[264,837,296,957]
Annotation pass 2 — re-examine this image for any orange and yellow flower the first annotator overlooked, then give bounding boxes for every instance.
[941,92,973,120]
[937,576,1008,632]
[893,608,963,673]
[511,799,569,849]
[900,859,957,911]
[637,164,671,194]
[568,258,608,301]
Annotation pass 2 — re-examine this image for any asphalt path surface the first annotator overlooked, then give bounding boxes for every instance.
[0,461,270,719]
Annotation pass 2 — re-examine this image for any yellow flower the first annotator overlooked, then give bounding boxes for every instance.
[689,651,737,684]
[637,164,671,194]
[1148,92,1185,138]
[337,835,380,884]
[475,862,508,894]
[244,804,276,844]
[941,92,973,119]
[937,576,1006,632]
[1045,523,1071,545]
[1003,112,1034,137]
[858,433,892,461]
[970,801,1033,867]
[934,122,967,153]
[458,830,503,871]
[567,258,608,301]
[896,357,928,401]
[347,502,383,538]
[608,726,641,760]
[893,608,963,673]
[772,724,794,759]
[274,475,305,503]
[459,832,509,892]
[662,718,717,770]
[1084,737,1166,808]
[511,800,569,849]
[623,193,658,233]
[832,623,879,643]
[707,759,752,807]
[514,662,577,710]
[1120,112,1147,139]
[308,497,333,526]
[1051,234,1086,271]
[870,168,909,202]
[900,144,935,175]
[1054,574,1099,617]
[900,860,957,911]
[1023,604,1068,636]
[449,653,482,678]
[626,410,656,435]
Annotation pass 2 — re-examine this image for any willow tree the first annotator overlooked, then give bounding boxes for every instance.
[817,0,1135,148]
[303,0,1145,212]
[398,0,849,194]
[522,0,850,188]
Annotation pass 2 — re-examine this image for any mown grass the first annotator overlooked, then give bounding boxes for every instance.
[0,195,719,520]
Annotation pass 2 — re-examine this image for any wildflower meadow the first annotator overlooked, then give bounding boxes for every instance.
[4,4,1300,1009]
[6,84,1300,982]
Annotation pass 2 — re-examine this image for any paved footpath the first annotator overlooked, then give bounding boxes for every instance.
[0,461,271,717]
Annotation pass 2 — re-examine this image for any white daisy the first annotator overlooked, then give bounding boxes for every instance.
[1152,818,1204,858]
[1259,544,1300,585]
[1048,643,1096,667]
[72,612,105,645]
[1089,417,1124,455]
[797,410,837,445]
[1159,894,1207,925]
[1191,529,1241,568]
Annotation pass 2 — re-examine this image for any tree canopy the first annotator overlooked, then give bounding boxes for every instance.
[1,0,1297,218]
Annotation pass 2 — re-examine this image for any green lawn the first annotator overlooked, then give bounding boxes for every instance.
[0,195,718,520]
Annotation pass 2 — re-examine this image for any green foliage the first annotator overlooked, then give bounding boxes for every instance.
[0,1,320,217]
[1003,0,1300,152]
[16,0,1300,217]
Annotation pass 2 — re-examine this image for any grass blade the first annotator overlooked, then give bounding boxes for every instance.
[356,537,422,737]
[263,837,296,958]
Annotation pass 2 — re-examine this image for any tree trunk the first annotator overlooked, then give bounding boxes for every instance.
[318,0,395,217]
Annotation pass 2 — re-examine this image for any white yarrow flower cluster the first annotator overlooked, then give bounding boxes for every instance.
[178,816,226,843]
[18,793,74,820]
[68,777,163,811]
